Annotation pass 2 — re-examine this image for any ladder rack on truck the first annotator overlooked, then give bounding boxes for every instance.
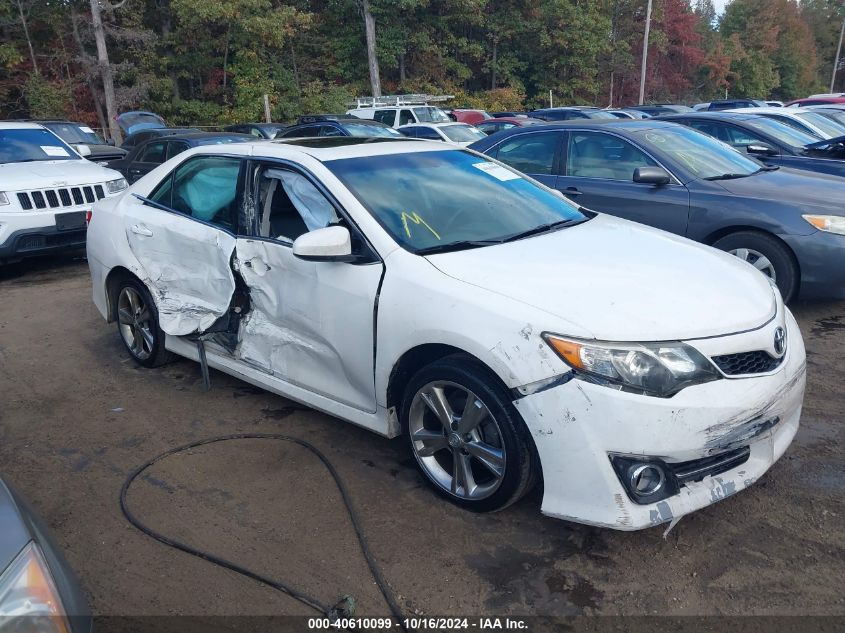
[352,94,455,108]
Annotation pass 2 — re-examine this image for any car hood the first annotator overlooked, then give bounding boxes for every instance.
[0,159,123,192]
[425,214,776,341]
[72,143,127,159]
[709,167,845,209]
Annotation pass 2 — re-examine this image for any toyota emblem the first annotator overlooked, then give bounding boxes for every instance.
[773,327,786,356]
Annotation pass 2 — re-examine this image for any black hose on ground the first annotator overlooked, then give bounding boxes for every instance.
[119,433,408,630]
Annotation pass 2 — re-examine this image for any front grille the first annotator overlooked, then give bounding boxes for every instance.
[668,446,751,486]
[712,350,783,375]
[14,185,106,211]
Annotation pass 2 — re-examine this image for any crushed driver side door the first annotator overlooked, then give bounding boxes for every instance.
[123,154,243,335]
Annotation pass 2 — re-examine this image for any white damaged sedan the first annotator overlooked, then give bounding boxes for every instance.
[87,137,805,530]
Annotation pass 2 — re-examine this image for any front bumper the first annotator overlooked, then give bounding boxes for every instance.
[0,210,87,260]
[781,230,845,300]
[514,310,806,530]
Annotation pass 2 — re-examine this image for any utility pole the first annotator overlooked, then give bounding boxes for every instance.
[638,0,653,106]
[831,13,845,93]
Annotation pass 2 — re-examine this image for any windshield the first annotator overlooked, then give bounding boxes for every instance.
[43,122,104,145]
[744,116,820,148]
[793,111,845,138]
[346,123,403,138]
[633,126,762,179]
[326,150,587,253]
[413,107,451,123]
[0,128,79,164]
[441,125,487,142]
[585,110,618,119]
[814,109,845,130]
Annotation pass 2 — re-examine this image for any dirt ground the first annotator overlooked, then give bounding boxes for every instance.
[0,254,843,625]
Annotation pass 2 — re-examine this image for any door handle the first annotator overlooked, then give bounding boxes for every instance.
[563,187,582,196]
[130,224,153,237]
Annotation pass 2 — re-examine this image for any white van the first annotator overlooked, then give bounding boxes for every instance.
[347,95,453,128]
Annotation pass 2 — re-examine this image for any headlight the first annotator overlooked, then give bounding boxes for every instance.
[105,178,128,194]
[0,542,70,632]
[0,192,9,205]
[803,214,845,236]
[543,334,721,397]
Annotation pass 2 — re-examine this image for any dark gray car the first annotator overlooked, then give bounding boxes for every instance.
[470,120,845,302]
[656,112,845,179]
[0,477,91,631]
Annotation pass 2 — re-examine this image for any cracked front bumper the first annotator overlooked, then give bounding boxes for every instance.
[514,310,806,530]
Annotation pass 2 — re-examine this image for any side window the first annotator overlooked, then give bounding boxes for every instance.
[687,121,729,143]
[417,127,441,140]
[166,141,189,160]
[566,131,657,181]
[281,125,319,138]
[249,128,263,138]
[399,127,419,137]
[476,123,496,134]
[494,132,560,175]
[139,141,166,164]
[723,125,766,148]
[171,156,241,231]
[398,109,414,126]
[253,165,340,243]
[373,110,395,125]
[318,125,344,137]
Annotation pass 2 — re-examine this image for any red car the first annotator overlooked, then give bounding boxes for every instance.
[449,109,492,124]
[475,117,546,135]
[786,97,845,107]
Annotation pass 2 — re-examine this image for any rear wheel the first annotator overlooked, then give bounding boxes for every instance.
[401,355,537,513]
[115,278,173,367]
[712,231,799,302]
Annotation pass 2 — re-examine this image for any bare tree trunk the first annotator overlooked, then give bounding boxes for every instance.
[399,51,405,84]
[90,0,122,143]
[490,39,497,90]
[15,0,38,74]
[290,38,300,92]
[71,12,109,135]
[359,0,381,96]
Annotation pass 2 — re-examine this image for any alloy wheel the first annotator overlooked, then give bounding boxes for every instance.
[729,247,777,281]
[408,381,506,500]
[117,286,155,361]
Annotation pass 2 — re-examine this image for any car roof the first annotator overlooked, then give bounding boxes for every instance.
[656,111,762,123]
[147,132,253,143]
[180,137,457,163]
[0,122,47,130]
[400,122,467,128]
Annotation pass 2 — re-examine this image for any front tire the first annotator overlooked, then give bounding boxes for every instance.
[401,355,537,513]
[114,278,173,367]
[712,231,799,302]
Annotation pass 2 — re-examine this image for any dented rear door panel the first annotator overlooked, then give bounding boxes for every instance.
[123,195,237,335]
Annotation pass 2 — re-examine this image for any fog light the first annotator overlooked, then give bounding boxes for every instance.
[609,454,679,504]
[629,464,664,496]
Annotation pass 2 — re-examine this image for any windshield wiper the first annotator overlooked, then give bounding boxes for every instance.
[497,217,588,243]
[416,240,504,255]
[703,172,755,181]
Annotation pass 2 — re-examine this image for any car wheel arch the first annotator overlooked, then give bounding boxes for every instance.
[105,266,147,323]
[703,225,800,267]
[386,344,511,413]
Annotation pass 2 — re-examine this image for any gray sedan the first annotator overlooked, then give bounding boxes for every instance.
[0,477,91,632]
[470,120,845,302]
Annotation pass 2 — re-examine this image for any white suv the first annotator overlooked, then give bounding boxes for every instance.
[347,105,452,128]
[0,122,127,263]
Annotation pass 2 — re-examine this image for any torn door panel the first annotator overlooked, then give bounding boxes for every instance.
[126,224,237,336]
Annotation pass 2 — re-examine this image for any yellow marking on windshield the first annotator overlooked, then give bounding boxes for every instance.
[401,211,441,240]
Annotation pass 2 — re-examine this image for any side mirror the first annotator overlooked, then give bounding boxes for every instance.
[292,226,353,262]
[747,143,778,157]
[633,166,670,185]
[75,144,92,157]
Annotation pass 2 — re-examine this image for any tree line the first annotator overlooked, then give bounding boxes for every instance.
[1,0,843,141]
